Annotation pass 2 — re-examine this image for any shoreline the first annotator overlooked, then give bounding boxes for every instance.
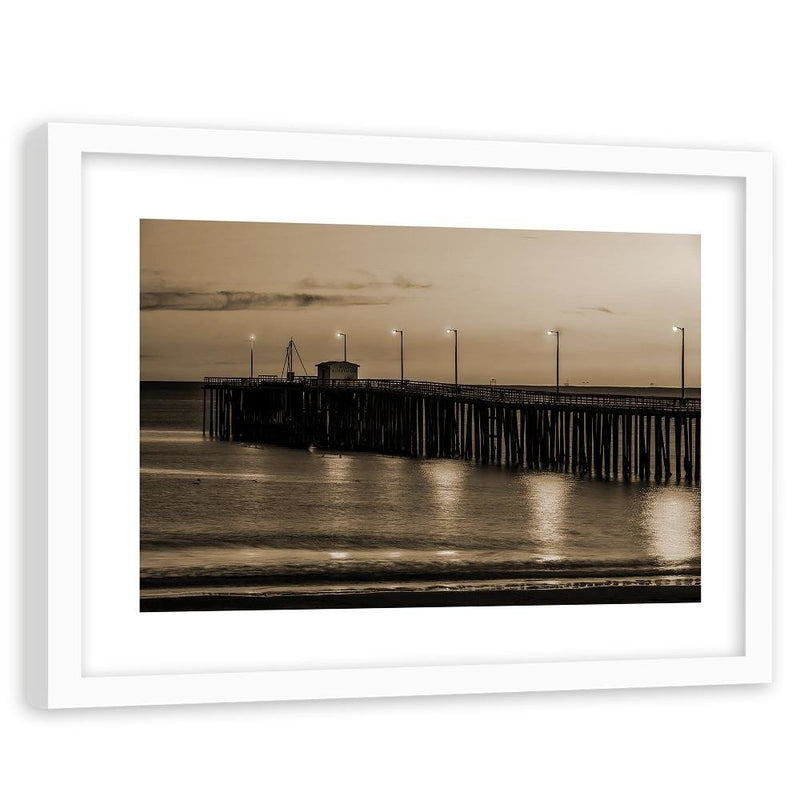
[140,583,700,612]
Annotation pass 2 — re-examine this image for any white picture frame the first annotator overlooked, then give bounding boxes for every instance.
[26,123,772,708]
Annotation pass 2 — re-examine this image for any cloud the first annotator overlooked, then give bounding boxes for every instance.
[297,278,375,291]
[140,291,391,311]
[297,275,432,291]
[577,306,615,314]
[390,275,433,290]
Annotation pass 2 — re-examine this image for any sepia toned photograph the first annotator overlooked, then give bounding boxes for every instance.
[140,219,700,612]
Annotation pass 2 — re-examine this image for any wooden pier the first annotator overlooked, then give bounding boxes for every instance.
[202,377,701,484]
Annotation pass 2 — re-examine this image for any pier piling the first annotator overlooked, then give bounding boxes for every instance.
[201,377,700,484]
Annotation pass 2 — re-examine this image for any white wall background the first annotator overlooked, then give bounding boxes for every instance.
[2,2,795,797]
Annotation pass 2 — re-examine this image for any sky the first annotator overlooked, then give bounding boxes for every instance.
[140,219,700,387]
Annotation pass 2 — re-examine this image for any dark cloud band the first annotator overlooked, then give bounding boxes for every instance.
[140,291,391,311]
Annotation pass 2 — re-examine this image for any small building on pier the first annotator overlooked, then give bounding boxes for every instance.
[315,360,360,382]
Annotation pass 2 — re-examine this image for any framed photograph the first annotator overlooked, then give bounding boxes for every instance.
[26,124,772,708]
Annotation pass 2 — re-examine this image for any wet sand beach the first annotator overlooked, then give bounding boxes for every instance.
[141,584,700,612]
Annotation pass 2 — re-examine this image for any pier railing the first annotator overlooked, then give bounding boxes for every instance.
[202,375,700,414]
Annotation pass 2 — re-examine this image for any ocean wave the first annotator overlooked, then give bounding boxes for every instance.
[140,552,701,588]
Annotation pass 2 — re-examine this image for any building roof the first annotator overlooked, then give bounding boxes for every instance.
[314,360,361,367]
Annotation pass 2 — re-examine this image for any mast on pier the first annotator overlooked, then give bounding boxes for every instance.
[281,338,308,381]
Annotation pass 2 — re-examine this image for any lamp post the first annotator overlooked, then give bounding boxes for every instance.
[672,325,685,400]
[249,334,255,379]
[392,329,404,381]
[336,331,347,361]
[446,328,459,385]
[546,330,560,394]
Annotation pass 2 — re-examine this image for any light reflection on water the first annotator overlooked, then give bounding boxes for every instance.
[425,459,467,535]
[641,488,700,566]
[523,473,573,557]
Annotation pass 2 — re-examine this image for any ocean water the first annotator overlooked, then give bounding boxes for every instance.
[140,382,700,607]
